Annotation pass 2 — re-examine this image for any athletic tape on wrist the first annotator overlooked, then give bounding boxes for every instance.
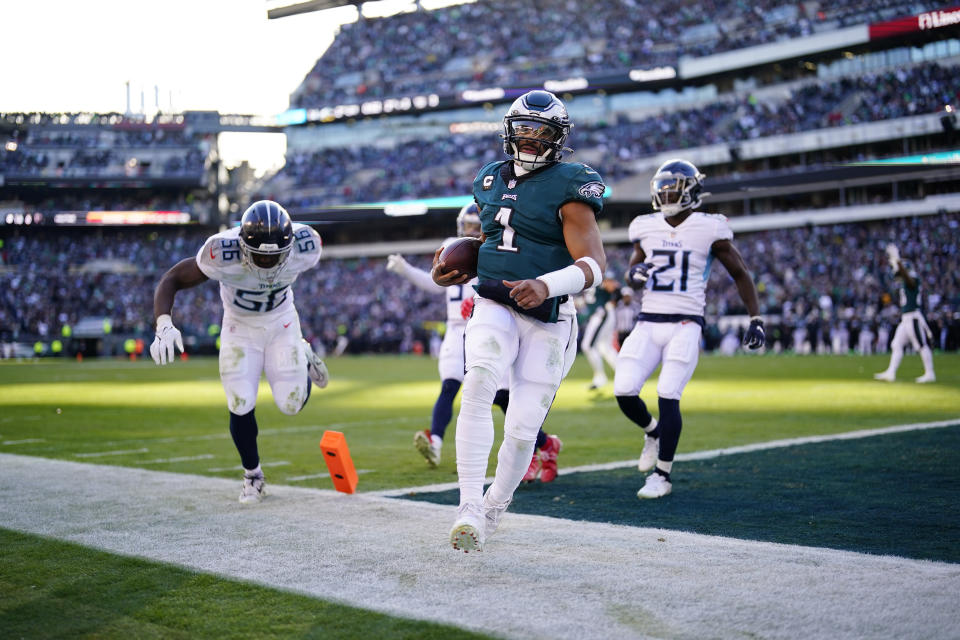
[576,256,603,289]
[537,264,586,298]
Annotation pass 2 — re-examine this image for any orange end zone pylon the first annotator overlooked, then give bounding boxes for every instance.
[319,430,358,494]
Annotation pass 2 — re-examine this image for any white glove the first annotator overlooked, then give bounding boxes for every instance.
[386,254,408,274]
[150,314,183,365]
[885,244,900,270]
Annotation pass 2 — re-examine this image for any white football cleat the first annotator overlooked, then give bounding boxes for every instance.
[414,429,441,467]
[450,503,485,553]
[873,371,895,382]
[637,434,660,473]
[915,373,936,384]
[637,472,672,499]
[482,489,512,537]
[239,471,265,504]
[302,339,329,389]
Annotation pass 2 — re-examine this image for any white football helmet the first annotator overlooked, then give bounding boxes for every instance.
[650,159,706,217]
[502,90,572,171]
[456,202,481,238]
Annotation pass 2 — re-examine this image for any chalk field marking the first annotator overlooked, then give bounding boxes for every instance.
[207,460,292,473]
[139,454,216,464]
[2,438,46,445]
[90,418,414,448]
[3,452,957,640]
[73,447,149,458]
[374,418,960,497]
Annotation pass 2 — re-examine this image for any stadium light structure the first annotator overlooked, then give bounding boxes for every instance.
[266,0,363,19]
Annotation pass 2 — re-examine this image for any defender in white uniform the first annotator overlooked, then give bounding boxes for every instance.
[614,159,765,499]
[150,200,328,504]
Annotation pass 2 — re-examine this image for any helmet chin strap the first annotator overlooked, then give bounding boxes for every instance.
[513,147,552,172]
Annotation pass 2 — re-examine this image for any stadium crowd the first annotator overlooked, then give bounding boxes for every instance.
[292,0,931,107]
[267,62,959,208]
[2,211,958,357]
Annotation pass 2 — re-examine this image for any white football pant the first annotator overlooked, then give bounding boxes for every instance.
[455,297,577,506]
[219,309,310,416]
[581,305,617,382]
[884,310,935,376]
[613,320,702,400]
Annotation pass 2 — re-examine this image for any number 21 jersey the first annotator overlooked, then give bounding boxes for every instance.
[628,211,732,316]
[196,223,322,319]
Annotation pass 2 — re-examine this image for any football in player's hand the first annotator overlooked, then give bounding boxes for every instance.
[438,237,481,279]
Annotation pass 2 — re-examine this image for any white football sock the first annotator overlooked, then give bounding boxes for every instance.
[485,434,536,505]
[455,367,498,507]
[920,347,935,377]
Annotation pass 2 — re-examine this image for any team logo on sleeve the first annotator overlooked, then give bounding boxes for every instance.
[578,181,606,198]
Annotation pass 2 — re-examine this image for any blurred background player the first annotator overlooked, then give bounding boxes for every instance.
[874,244,936,383]
[150,200,328,504]
[579,272,620,389]
[615,287,641,348]
[615,159,764,499]
[432,90,607,552]
[386,203,561,477]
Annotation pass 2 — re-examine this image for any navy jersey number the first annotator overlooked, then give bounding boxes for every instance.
[295,228,316,253]
[650,249,692,292]
[220,238,241,261]
[233,286,289,312]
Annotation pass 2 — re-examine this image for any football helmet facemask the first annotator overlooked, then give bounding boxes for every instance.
[456,202,482,238]
[650,159,706,217]
[238,200,294,284]
[502,90,571,171]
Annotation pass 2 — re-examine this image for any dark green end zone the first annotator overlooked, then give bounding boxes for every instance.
[400,424,960,563]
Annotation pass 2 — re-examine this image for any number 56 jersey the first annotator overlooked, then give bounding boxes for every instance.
[196,223,322,319]
[628,211,732,317]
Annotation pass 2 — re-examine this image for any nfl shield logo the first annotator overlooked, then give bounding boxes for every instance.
[507,179,517,189]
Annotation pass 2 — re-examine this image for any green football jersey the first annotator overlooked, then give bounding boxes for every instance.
[899,272,922,313]
[473,160,604,282]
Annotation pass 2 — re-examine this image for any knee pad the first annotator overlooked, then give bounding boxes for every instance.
[272,381,310,416]
[461,366,499,407]
[613,359,643,396]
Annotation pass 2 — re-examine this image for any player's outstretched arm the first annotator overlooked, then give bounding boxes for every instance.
[388,253,445,292]
[713,239,765,349]
[506,201,606,309]
[151,258,209,365]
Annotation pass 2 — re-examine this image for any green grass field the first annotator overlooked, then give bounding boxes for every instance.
[1,353,957,491]
[2,352,958,638]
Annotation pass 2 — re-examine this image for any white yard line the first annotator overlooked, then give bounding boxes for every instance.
[375,418,960,497]
[73,447,149,458]
[2,438,46,445]
[3,452,957,640]
[139,454,216,464]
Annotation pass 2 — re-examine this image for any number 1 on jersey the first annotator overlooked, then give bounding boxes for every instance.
[495,207,519,253]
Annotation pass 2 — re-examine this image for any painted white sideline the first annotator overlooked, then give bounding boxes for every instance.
[3,452,958,640]
[375,418,960,497]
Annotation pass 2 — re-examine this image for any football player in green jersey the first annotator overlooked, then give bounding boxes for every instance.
[874,244,936,383]
[431,90,607,552]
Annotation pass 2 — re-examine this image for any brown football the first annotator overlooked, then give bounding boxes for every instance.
[438,237,481,279]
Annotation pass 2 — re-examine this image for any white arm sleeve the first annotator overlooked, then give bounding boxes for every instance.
[400,264,446,293]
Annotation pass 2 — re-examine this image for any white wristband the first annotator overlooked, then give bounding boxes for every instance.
[576,256,603,289]
[537,264,586,298]
[156,314,173,331]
